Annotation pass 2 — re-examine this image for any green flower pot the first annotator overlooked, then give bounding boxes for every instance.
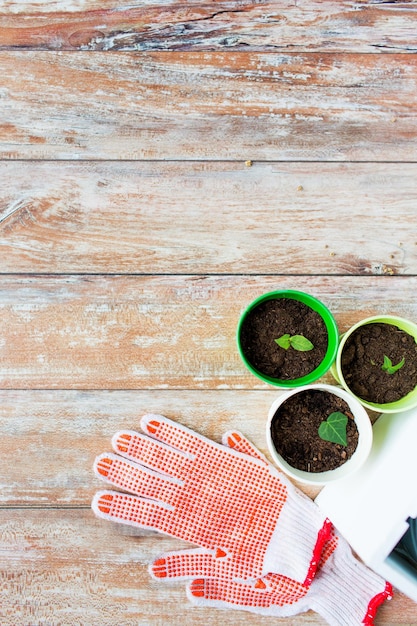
[237,290,339,388]
[331,315,417,413]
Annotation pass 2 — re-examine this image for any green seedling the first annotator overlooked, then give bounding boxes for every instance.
[318,412,348,447]
[275,334,314,352]
[381,355,405,375]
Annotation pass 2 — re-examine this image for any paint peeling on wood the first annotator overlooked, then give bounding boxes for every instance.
[1,2,416,623]
[0,161,415,274]
[0,52,416,160]
[0,1,416,52]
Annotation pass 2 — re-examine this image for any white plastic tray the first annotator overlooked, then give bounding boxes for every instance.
[316,408,417,602]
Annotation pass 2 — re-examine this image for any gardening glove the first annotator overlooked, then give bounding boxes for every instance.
[92,414,332,586]
[150,431,392,626]
[182,531,392,626]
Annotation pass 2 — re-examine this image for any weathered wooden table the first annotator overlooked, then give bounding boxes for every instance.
[1,2,417,624]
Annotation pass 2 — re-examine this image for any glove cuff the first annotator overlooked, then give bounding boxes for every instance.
[264,489,332,585]
[310,535,393,626]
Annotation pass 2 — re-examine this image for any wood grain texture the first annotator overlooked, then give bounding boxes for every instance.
[1,274,416,390]
[1,51,417,160]
[0,1,416,52]
[0,161,416,275]
[2,2,417,623]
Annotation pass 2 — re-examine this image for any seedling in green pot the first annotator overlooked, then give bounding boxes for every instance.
[318,412,348,447]
[275,334,314,352]
[381,355,405,375]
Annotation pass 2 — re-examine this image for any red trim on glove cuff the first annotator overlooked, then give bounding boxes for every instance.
[363,581,393,625]
[304,518,333,587]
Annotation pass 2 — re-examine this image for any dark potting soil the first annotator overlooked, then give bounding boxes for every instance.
[270,390,359,473]
[341,322,417,404]
[239,298,328,380]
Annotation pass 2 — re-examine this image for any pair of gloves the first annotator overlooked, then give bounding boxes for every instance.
[92,414,392,625]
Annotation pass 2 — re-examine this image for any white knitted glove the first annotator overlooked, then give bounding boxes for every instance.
[92,414,331,586]
[150,430,392,626]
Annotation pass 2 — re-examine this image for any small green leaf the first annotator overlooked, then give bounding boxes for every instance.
[290,335,314,352]
[318,412,348,446]
[274,334,314,351]
[275,334,291,349]
[381,355,405,375]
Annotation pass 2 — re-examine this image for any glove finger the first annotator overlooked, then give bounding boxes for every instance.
[92,490,173,534]
[140,414,214,456]
[150,547,229,581]
[222,430,267,462]
[93,453,180,501]
[187,573,308,612]
[92,489,231,548]
[112,430,192,480]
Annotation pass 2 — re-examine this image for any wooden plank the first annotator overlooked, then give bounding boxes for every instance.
[0,161,416,275]
[0,509,278,626]
[1,275,417,390]
[0,1,416,52]
[1,51,417,161]
[1,509,412,625]
[0,389,294,505]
